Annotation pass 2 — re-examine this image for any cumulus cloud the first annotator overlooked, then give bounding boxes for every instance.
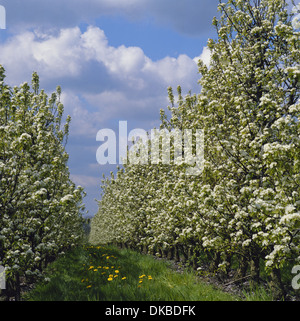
[0,25,200,138]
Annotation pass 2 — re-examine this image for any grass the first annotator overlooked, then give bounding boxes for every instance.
[24,244,240,301]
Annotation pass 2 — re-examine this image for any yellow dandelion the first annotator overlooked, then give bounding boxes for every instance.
[106,256,110,259]
[97,266,102,269]
[139,275,145,278]
[107,277,113,281]
[148,276,153,280]
[88,266,94,270]
[93,269,98,272]
[111,266,114,269]
[81,279,85,283]
[139,280,143,283]
[122,277,127,280]
[114,275,118,278]
[102,272,106,275]
[115,270,119,274]
[86,285,92,288]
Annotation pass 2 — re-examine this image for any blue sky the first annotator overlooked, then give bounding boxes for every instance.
[0,0,218,216]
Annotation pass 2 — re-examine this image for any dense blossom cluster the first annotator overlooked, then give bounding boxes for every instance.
[0,67,85,299]
[90,0,300,296]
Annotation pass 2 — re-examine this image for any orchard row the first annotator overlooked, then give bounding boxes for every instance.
[90,0,300,299]
[0,67,85,300]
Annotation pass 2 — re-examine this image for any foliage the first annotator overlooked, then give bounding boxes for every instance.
[0,67,85,300]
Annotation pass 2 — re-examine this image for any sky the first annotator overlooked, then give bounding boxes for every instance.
[0,0,219,217]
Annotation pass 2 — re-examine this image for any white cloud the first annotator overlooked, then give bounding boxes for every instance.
[193,46,211,67]
[0,25,201,137]
[0,25,200,87]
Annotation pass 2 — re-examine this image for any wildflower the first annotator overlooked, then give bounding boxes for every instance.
[139,280,143,284]
[106,256,110,259]
[86,285,92,288]
[81,279,85,282]
[114,275,118,278]
[97,266,102,269]
[93,269,98,272]
[122,277,127,280]
[109,274,114,278]
[107,277,113,281]
[115,270,119,274]
[88,266,94,270]
[102,272,106,275]
[148,276,153,280]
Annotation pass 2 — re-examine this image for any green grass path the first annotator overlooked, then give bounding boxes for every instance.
[24,244,240,301]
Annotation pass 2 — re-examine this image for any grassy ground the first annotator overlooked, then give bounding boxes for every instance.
[24,244,240,301]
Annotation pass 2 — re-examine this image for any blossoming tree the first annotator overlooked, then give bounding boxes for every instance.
[0,66,85,300]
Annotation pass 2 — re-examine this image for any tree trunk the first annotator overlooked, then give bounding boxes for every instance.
[158,248,163,258]
[236,255,248,281]
[174,245,180,262]
[14,273,21,301]
[167,247,174,260]
[209,252,220,273]
[180,245,189,263]
[250,256,260,284]
[270,268,285,300]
